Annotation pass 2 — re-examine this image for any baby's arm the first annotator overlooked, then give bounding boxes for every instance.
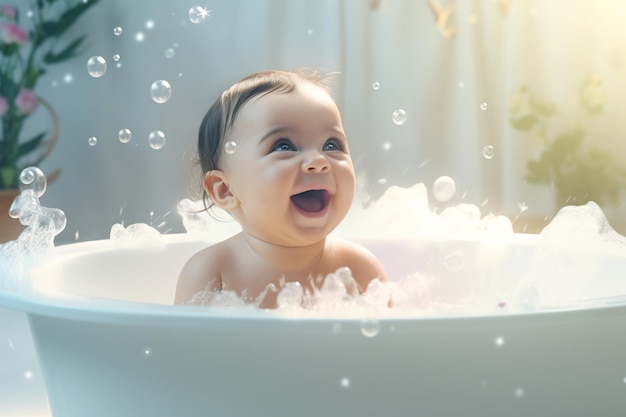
[174,248,222,305]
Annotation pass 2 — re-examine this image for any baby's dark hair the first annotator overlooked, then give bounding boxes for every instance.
[197,68,336,211]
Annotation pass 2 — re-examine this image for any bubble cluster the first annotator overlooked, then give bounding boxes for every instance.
[372,81,380,90]
[150,80,172,104]
[86,56,107,78]
[392,109,407,125]
[224,141,237,155]
[2,167,67,282]
[433,176,456,203]
[118,128,132,144]
[148,130,166,150]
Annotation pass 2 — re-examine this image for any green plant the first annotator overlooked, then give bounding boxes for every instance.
[508,79,626,207]
[0,0,99,189]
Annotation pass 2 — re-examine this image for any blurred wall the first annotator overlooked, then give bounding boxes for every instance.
[17,0,626,242]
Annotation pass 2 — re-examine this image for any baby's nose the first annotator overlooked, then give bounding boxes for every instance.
[302,152,330,173]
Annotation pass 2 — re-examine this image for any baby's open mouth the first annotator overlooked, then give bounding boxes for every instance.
[290,189,330,213]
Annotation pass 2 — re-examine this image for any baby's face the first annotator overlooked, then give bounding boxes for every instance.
[219,82,356,247]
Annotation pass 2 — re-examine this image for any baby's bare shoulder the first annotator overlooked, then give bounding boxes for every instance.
[174,238,235,304]
[328,237,389,284]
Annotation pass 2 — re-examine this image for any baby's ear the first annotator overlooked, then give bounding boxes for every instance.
[203,170,239,211]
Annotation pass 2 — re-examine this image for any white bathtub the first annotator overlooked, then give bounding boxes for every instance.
[1,233,626,417]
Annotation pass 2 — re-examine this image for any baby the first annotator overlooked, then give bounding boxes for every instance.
[175,69,388,307]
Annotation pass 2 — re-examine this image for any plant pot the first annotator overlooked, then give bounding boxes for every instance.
[0,189,23,243]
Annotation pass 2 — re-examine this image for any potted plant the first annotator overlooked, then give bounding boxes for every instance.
[0,0,99,241]
[508,78,626,210]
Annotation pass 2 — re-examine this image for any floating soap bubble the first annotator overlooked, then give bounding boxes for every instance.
[88,136,97,147]
[372,81,380,90]
[433,176,456,203]
[458,81,465,88]
[482,145,494,159]
[382,142,392,151]
[164,48,175,59]
[392,109,407,125]
[224,140,237,155]
[480,102,488,110]
[189,6,209,23]
[444,249,466,272]
[63,73,73,84]
[113,54,120,62]
[118,128,132,144]
[307,28,314,35]
[494,336,505,347]
[360,318,380,338]
[340,377,350,388]
[515,388,525,398]
[145,20,155,30]
[86,56,106,78]
[18,167,46,197]
[19,169,35,186]
[148,130,166,150]
[135,32,145,42]
[150,80,172,104]
[113,26,122,36]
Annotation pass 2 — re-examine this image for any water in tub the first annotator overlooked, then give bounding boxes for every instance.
[2,167,626,415]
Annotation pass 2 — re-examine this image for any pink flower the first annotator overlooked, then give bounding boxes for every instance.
[1,22,28,46]
[0,96,7,116]
[15,88,38,115]
[0,5,17,20]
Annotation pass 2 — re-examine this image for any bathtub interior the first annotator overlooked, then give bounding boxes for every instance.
[24,231,626,313]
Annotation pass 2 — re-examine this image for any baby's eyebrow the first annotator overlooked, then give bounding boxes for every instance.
[259,126,294,144]
[258,125,347,144]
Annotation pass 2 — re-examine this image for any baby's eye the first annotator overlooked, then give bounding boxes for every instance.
[323,138,346,152]
[271,138,296,152]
